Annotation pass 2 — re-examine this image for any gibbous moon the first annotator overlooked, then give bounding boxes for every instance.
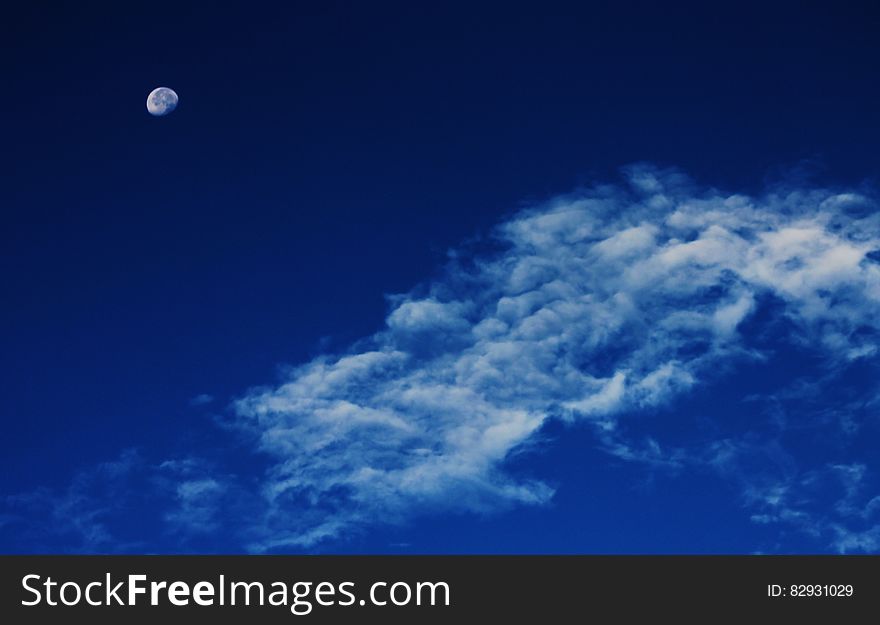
[146,87,178,116]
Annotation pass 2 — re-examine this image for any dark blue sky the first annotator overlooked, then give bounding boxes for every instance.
[2,2,879,554]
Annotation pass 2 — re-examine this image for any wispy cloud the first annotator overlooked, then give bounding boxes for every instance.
[1,453,244,553]
[4,165,879,552]
[735,460,880,553]
[2,451,147,553]
[189,394,215,407]
[231,164,880,550]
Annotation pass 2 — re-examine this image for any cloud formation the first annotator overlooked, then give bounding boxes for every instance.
[231,165,880,550]
[4,165,878,553]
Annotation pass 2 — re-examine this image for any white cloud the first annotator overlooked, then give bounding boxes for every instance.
[230,165,880,550]
[6,165,878,552]
[164,478,225,534]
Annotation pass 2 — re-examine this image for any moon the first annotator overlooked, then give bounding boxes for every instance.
[146,87,178,116]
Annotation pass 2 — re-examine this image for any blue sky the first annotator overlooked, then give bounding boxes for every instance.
[2,2,880,554]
